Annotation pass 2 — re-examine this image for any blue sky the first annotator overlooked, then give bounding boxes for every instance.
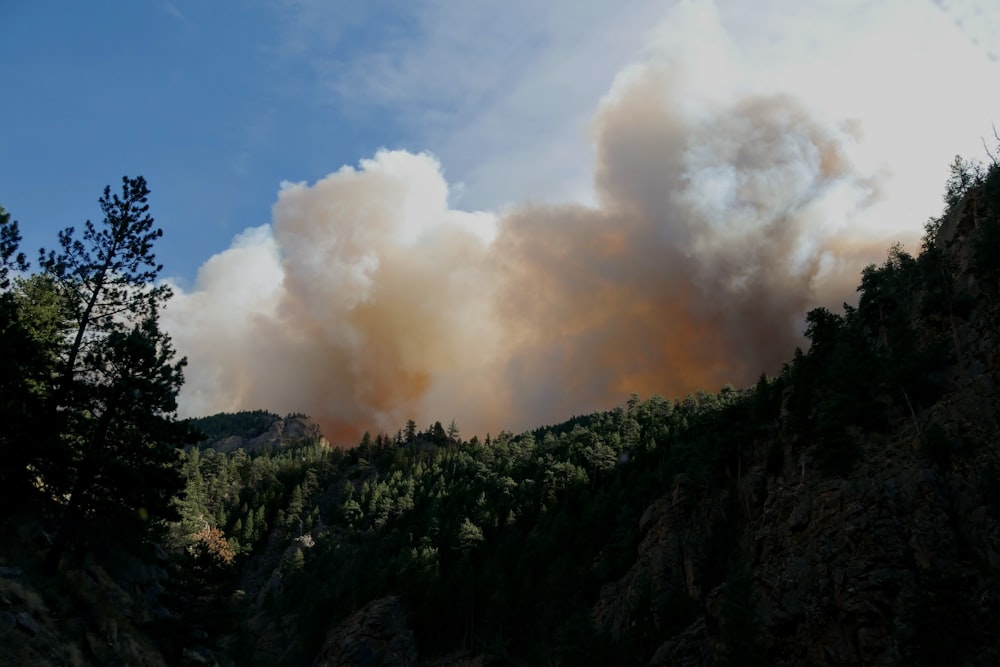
[3,1,411,281]
[1,0,667,283]
[3,0,1000,439]
[3,0,998,284]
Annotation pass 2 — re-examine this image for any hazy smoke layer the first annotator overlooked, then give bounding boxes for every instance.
[165,12,904,442]
[491,84,885,428]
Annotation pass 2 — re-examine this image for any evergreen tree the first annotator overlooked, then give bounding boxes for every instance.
[446,419,461,444]
[0,217,54,508]
[39,177,171,401]
[38,177,191,570]
[0,205,28,289]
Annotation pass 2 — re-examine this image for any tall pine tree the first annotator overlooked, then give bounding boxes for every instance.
[38,177,191,570]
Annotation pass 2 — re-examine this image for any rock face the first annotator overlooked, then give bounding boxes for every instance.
[595,473,724,641]
[207,413,328,453]
[747,446,1000,665]
[599,445,1000,665]
[593,192,1000,666]
[312,596,418,667]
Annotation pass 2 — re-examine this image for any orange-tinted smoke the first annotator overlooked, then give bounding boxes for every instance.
[167,48,911,445]
[487,85,895,430]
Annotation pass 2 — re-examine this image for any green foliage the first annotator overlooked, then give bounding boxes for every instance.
[0,205,29,289]
[973,161,1000,281]
[0,212,58,504]
[943,154,985,210]
[156,523,240,662]
[39,176,171,384]
[216,386,772,663]
[0,275,70,504]
[140,148,997,661]
[188,409,281,442]
[782,235,960,476]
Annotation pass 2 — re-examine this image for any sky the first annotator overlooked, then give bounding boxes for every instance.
[2,0,999,443]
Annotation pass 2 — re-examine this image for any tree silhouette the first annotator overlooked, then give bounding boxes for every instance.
[0,206,28,289]
[39,177,190,571]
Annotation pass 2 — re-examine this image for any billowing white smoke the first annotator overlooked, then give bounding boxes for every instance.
[166,151,502,441]
[164,5,909,443]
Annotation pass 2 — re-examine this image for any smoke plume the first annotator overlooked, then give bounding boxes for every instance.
[164,11,906,443]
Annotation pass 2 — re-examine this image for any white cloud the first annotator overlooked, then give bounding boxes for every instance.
[166,151,500,438]
[935,0,1000,61]
[282,0,1000,226]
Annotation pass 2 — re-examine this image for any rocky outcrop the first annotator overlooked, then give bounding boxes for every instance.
[599,429,1000,664]
[312,596,417,667]
[207,414,328,453]
[753,449,1000,665]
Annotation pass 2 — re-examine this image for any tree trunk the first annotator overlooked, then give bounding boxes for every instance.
[43,473,89,573]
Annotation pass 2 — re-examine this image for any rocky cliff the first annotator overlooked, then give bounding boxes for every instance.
[593,186,1000,665]
[198,412,329,454]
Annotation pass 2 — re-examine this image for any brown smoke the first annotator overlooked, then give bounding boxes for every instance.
[488,80,890,429]
[165,38,911,444]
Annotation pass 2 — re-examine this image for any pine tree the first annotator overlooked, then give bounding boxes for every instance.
[446,419,461,444]
[0,205,28,289]
[0,213,51,508]
[39,177,171,403]
[39,177,192,571]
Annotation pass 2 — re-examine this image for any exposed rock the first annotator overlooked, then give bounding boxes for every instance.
[595,474,722,640]
[600,429,1000,664]
[206,414,327,453]
[312,596,417,667]
[648,617,714,667]
[182,645,219,666]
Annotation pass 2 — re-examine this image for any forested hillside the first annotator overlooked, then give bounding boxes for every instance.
[2,151,1000,665]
